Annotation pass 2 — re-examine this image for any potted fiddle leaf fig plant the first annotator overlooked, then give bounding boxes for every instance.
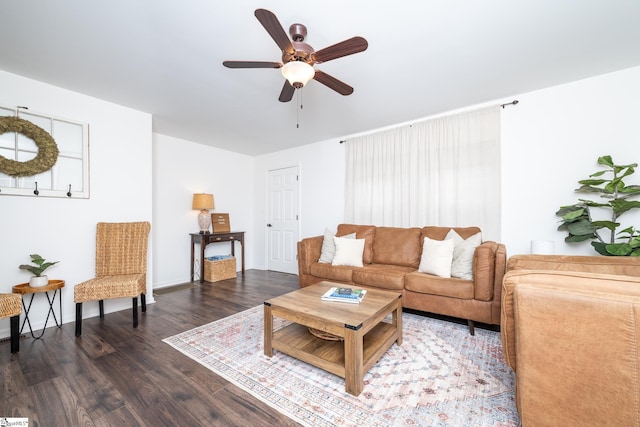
[19,254,59,287]
[556,155,640,256]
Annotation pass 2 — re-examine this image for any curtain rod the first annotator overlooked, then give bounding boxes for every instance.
[340,100,519,144]
[500,100,519,108]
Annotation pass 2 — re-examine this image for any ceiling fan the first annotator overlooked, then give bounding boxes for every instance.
[223,8,368,102]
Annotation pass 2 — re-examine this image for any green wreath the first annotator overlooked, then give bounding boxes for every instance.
[0,116,59,177]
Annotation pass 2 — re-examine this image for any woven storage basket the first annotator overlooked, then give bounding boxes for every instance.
[204,256,236,282]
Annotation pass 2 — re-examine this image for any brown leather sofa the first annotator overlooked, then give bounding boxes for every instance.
[501,254,640,426]
[297,224,507,334]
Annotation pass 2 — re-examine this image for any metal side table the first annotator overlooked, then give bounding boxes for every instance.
[12,279,65,339]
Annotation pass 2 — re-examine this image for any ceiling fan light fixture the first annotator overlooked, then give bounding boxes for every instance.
[281,61,315,88]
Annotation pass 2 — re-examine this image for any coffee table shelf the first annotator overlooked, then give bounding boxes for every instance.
[273,321,398,379]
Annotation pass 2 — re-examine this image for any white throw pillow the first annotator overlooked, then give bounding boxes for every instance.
[318,229,355,263]
[418,237,454,278]
[446,230,482,280]
[332,236,365,267]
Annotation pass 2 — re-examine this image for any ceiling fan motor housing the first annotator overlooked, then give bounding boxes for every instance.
[223,9,366,102]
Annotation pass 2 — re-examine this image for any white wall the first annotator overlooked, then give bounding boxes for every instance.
[152,134,254,287]
[501,65,640,256]
[0,69,152,338]
[254,66,640,261]
[252,139,346,269]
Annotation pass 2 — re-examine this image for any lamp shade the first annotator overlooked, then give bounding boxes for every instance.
[192,193,214,210]
[281,61,315,88]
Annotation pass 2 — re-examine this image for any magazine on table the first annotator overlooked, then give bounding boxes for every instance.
[321,286,367,304]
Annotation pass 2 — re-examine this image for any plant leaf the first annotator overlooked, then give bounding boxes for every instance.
[591,242,610,255]
[590,220,619,231]
[598,155,614,167]
[567,221,596,236]
[561,208,586,221]
[605,243,632,256]
[577,179,606,186]
[566,234,595,242]
[610,199,640,216]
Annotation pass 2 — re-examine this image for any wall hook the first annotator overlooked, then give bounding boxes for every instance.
[67,184,72,197]
[33,182,39,196]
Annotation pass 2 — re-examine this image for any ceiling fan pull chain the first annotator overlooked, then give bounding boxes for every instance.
[296,89,302,128]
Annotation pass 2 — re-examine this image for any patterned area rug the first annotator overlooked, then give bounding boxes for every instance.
[163,306,519,427]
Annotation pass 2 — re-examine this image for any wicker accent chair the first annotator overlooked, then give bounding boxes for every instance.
[74,221,151,337]
[0,293,22,353]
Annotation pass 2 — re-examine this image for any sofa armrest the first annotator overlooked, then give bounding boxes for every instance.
[507,254,640,276]
[297,235,323,276]
[472,241,506,302]
[509,273,640,425]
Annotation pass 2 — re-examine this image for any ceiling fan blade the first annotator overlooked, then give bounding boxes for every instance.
[254,9,295,55]
[223,61,282,69]
[279,81,295,102]
[313,70,354,96]
[312,36,368,63]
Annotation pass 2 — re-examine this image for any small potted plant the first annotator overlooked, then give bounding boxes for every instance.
[19,254,59,287]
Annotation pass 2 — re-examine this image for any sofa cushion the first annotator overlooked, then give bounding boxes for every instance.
[318,229,356,263]
[418,237,454,278]
[422,226,481,241]
[372,226,422,267]
[446,229,482,280]
[337,224,376,264]
[309,262,355,283]
[405,271,474,299]
[352,264,414,290]
[332,237,365,267]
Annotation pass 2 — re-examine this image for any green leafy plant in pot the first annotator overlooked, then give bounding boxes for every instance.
[556,155,640,256]
[19,254,59,287]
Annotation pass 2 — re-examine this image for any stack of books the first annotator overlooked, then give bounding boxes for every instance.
[321,286,367,304]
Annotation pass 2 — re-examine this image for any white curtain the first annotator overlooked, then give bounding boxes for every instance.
[344,106,501,240]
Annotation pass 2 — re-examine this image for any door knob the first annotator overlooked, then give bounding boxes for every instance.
[267,223,272,227]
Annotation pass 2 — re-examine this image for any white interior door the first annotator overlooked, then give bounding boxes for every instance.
[267,166,300,274]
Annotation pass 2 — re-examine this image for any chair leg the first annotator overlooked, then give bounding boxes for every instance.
[10,315,20,353]
[141,293,146,313]
[75,303,83,337]
[132,297,138,328]
[99,300,104,318]
[467,320,475,336]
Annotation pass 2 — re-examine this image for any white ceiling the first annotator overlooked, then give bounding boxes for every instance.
[1,1,640,155]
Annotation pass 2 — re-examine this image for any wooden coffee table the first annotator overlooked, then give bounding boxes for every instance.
[263,281,402,396]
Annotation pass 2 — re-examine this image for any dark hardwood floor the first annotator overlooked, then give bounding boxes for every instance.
[1,270,301,427]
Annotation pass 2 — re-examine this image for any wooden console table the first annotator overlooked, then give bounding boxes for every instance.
[190,231,245,283]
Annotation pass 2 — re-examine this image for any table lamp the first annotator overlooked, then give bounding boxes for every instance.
[192,193,214,234]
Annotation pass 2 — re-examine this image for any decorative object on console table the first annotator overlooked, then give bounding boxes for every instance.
[190,231,245,283]
[211,213,231,233]
[204,255,236,282]
[192,193,215,234]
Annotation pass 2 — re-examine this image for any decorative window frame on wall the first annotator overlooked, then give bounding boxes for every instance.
[0,105,90,198]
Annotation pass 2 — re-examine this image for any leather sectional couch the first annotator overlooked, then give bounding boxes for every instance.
[502,254,640,426]
[297,224,507,334]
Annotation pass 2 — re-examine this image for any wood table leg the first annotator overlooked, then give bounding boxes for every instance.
[394,298,403,345]
[263,303,273,357]
[199,240,206,283]
[344,327,364,396]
